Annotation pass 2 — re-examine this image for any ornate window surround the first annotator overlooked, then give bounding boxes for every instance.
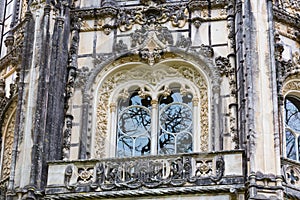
[90,58,213,158]
[282,78,300,161]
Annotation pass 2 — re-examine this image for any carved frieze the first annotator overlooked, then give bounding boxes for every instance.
[64,154,225,191]
[127,5,188,28]
[75,3,189,33]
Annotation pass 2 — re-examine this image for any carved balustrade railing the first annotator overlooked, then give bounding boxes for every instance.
[46,151,245,197]
[282,158,300,188]
[281,158,300,199]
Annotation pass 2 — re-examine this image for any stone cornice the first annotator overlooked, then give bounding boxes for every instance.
[45,184,246,200]
[70,0,229,19]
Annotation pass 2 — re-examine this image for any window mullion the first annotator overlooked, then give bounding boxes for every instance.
[110,103,117,157]
[297,134,299,162]
[151,99,158,155]
[193,97,200,152]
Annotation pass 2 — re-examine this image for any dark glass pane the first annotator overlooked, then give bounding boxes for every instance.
[298,136,300,161]
[117,136,133,157]
[135,136,151,156]
[286,130,296,160]
[176,132,193,153]
[285,97,300,132]
[119,89,152,111]
[160,103,192,133]
[118,106,151,137]
[159,88,193,108]
[159,133,175,154]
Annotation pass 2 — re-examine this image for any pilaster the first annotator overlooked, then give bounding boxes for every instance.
[243,0,283,199]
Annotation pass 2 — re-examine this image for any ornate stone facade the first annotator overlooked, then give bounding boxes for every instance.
[0,0,299,200]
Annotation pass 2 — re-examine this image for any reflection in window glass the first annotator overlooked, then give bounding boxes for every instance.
[117,88,151,157]
[285,96,300,161]
[286,130,296,160]
[285,98,300,132]
[158,88,193,155]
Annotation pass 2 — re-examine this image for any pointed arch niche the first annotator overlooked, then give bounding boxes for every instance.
[90,58,215,159]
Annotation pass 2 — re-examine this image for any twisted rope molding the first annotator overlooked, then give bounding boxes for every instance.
[44,184,245,200]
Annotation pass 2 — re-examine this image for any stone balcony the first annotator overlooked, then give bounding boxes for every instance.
[281,158,300,199]
[45,150,245,199]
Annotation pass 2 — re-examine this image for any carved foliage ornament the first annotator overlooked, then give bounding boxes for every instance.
[115,4,188,32]
[0,99,17,180]
[95,64,209,157]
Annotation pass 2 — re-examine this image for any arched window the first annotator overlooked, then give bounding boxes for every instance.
[94,62,210,158]
[116,82,195,157]
[285,96,300,161]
